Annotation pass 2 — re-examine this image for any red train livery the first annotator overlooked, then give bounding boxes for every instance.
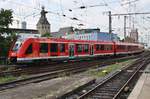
[8,37,144,63]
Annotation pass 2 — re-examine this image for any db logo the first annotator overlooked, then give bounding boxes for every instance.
[11,53,16,56]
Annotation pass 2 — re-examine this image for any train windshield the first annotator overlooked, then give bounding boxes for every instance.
[12,42,22,52]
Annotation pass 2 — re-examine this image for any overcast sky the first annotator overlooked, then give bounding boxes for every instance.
[1,0,150,39]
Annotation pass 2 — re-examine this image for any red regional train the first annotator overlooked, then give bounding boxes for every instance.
[8,37,144,63]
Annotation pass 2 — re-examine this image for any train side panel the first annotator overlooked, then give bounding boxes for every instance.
[8,37,144,64]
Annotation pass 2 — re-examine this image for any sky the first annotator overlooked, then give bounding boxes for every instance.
[0,0,150,40]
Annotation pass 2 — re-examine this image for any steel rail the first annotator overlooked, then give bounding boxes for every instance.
[0,52,147,92]
[0,54,141,77]
[0,65,94,91]
[77,55,150,99]
[113,58,150,99]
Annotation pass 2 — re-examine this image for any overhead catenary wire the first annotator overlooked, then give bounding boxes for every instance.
[3,0,82,22]
[2,0,113,29]
[3,0,148,34]
[69,4,107,10]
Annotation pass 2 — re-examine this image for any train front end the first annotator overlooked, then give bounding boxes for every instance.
[8,40,22,63]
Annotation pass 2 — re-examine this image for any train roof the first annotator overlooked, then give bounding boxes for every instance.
[24,37,142,46]
[115,41,143,46]
[26,37,114,44]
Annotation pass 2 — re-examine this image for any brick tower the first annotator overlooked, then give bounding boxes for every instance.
[36,6,50,35]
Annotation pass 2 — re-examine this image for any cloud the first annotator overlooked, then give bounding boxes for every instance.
[0,0,150,39]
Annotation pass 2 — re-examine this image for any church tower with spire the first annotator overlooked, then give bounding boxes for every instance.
[36,6,50,35]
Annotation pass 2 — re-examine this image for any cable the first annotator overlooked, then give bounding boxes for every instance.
[4,0,82,22]
[102,0,118,12]
[5,0,107,29]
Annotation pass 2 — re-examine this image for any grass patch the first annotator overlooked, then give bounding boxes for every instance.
[89,59,134,78]
[0,66,16,72]
[0,74,28,84]
[0,75,17,84]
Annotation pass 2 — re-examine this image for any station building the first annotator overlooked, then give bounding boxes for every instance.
[62,28,119,42]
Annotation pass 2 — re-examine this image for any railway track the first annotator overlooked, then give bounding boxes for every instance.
[0,54,142,91]
[0,54,140,77]
[61,51,150,99]
[0,52,147,91]
[0,65,89,91]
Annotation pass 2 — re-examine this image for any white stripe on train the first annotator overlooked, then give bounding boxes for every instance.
[17,50,143,63]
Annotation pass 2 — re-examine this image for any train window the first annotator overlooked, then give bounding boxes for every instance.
[100,45,105,50]
[118,46,120,49]
[12,42,22,51]
[96,44,101,51]
[96,44,99,51]
[12,43,19,51]
[128,46,131,50]
[83,44,89,53]
[109,45,113,50]
[76,44,82,53]
[25,44,32,54]
[60,44,65,53]
[50,43,58,52]
[40,43,48,53]
[122,45,125,49]
[104,45,112,50]
[118,45,125,50]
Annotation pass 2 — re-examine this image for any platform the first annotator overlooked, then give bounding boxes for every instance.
[128,63,150,99]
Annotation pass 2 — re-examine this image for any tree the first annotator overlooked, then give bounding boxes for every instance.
[0,8,13,34]
[41,32,52,37]
[0,8,13,57]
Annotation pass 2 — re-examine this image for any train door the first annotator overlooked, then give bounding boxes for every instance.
[69,44,75,58]
[113,42,116,56]
[90,45,94,55]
